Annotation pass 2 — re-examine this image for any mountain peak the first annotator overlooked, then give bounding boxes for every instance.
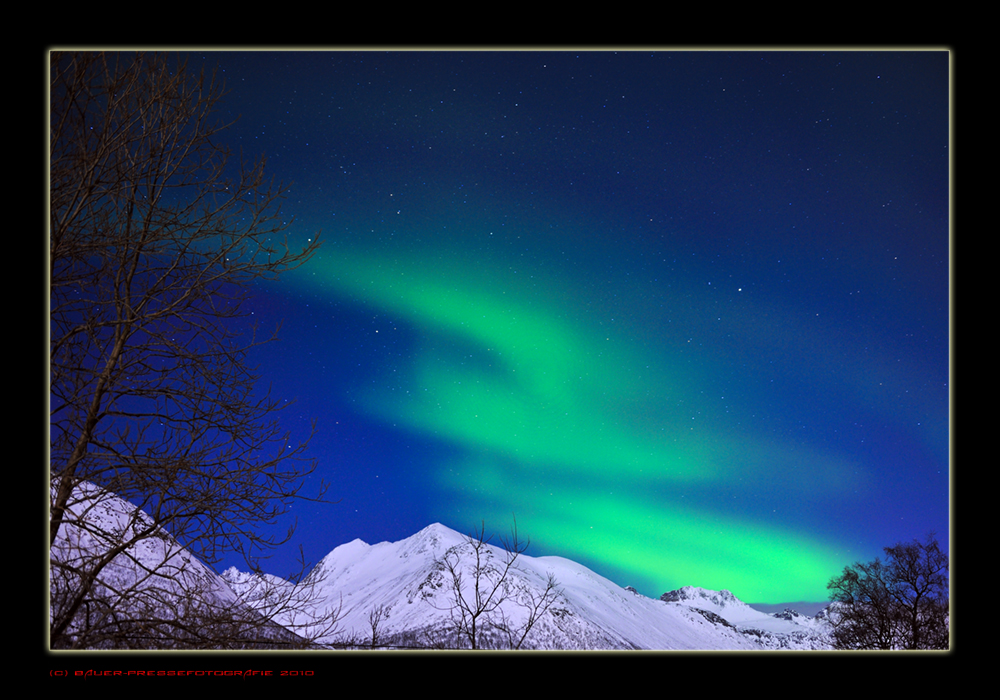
[660,586,742,606]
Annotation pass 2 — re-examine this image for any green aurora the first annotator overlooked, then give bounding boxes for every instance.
[293,234,856,602]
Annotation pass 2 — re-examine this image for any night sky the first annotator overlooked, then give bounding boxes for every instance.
[198,50,949,604]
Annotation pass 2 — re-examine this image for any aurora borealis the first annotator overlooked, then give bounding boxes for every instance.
[206,50,949,604]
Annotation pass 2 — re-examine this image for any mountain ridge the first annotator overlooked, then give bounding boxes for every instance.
[245,521,833,650]
[50,487,833,650]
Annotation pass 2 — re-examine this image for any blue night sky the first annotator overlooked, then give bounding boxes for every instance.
[197,49,948,604]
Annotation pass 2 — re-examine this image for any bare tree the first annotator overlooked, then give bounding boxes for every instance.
[827,533,949,650]
[49,51,327,648]
[431,519,562,650]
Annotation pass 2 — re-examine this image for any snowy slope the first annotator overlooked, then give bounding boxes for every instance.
[50,480,240,609]
[658,586,832,649]
[49,481,304,648]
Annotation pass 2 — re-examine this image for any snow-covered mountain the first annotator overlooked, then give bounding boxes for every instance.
[49,481,311,649]
[244,522,834,650]
[49,486,832,650]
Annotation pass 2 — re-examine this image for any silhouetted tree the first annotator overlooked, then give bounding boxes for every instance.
[827,533,948,650]
[49,51,327,648]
